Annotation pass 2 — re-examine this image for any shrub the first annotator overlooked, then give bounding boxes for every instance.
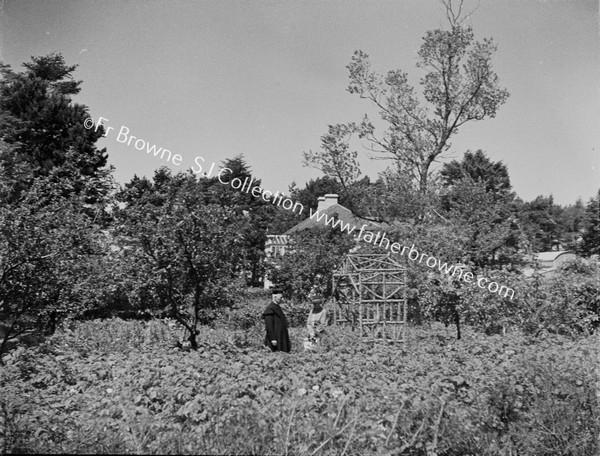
[266,227,354,301]
[216,292,314,330]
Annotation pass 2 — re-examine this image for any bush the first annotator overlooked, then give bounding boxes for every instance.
[266,227,354,301]
[51,318,181,353]
[215,293,268,331]
[284,299,313,328]
[216,292,314,330]
[431,259,600,338]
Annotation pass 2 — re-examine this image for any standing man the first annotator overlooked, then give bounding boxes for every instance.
[306,282,328,347]
[262,287,291,353]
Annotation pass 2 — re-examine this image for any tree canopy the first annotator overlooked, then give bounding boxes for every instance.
[346,24,509,195]
[0,53,110,203]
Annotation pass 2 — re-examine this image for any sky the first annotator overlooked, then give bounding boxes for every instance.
[1,0,599,205]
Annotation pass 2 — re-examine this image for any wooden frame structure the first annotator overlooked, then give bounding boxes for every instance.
[332,254,407,342]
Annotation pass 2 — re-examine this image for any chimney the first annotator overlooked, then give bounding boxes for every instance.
[317,194,339,211]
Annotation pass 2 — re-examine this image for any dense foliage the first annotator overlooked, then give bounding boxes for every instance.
[1,317,597,455]
[266,227,355,301]
[0,54,111,204]
[581,189,600,256]
[0,181,105,362]
[113,170,248,348]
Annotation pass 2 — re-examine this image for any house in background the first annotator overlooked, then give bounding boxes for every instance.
[264,194,387,288]
[522,250,577,278]
[264,234,289,260]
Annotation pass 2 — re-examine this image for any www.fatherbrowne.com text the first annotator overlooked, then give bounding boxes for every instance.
[304,206,516,300]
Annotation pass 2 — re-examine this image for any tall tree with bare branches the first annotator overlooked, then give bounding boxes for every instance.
[346,2,508,196]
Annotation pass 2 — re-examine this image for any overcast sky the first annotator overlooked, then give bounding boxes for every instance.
[2,0,599,205]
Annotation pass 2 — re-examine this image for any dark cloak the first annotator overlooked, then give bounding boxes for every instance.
[262,302,291,353]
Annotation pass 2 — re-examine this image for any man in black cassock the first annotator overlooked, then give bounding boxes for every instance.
[262,287,291,353]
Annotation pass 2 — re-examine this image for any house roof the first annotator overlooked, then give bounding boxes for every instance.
[284,203,387,235]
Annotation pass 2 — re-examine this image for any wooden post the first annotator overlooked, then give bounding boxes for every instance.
[332,275,337,325]
[383,272,387,340]
[331,254,407,345]
[359,273,363,339]
[403,269,407,344]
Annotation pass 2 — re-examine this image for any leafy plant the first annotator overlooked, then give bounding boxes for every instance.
[1,319,597,455]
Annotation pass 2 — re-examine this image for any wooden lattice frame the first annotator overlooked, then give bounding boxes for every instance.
[332,254,407,342]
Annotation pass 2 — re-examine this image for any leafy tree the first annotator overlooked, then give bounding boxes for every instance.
[0,182,102,363]
[0,53,110,203]
[364,167,439,223]
[117,174,155,205]
[386,220,468,329]
[516,195,563,252]
[119,161,274,287]
[302,124,362,207]
[203,155,255,207]
[346,22,509,195]
[116,168,187,209]
[114,172,246,349]
[441,149,511,196]
[438,150,519,269]
[267,227,354,302]
[201,155,279,286]
[514,195,589,254]
[581,189,600,256]
[444,180,518,268]
[554,198,586,251]
[0,55,115,361]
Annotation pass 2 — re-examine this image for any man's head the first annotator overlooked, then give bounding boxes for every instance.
[271,286,283,305]
[312,299,323,311]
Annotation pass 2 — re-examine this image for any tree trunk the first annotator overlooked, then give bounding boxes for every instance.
[454,309,461,340]
[419,153,438,196]
[0,334,8,366]
[188,327,199,350]
[419,171,429,196]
